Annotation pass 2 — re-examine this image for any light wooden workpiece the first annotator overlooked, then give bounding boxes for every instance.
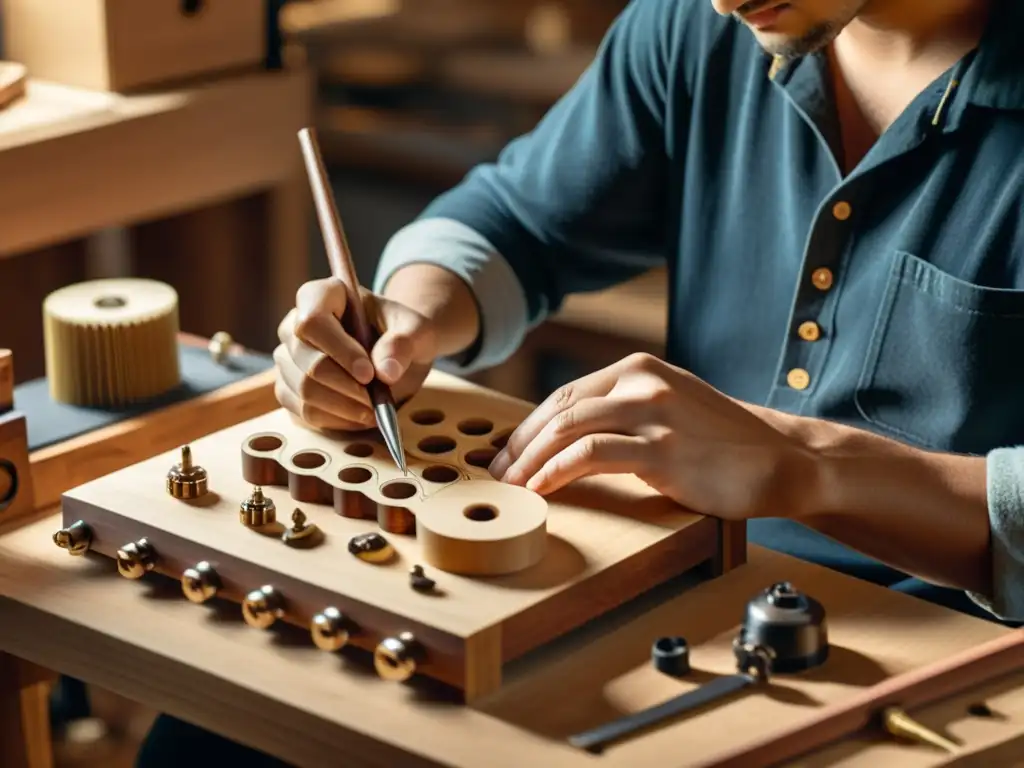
[57,372,734,700]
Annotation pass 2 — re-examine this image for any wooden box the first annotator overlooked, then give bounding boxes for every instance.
[1,0,266,92]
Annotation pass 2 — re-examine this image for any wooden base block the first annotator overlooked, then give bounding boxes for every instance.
[56,371,730,701]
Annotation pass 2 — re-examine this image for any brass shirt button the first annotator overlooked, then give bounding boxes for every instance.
[811,267,834,291]
[832,201,852,221]
[787,368,811,391]
[797,321,821,341]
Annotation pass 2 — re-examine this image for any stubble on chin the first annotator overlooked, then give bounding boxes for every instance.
[756,20,841,57]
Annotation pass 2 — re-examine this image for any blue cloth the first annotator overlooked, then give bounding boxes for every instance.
[373,0,1024,621]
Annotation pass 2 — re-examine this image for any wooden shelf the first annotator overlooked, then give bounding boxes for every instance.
[0,68,311,258]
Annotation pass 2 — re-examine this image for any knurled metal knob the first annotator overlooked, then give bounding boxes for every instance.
[166,445,208,499]
[240,486,276,527]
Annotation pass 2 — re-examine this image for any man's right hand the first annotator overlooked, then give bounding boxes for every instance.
[274,277,439,431]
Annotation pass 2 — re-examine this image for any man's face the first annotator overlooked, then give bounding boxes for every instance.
[711,0,869,56]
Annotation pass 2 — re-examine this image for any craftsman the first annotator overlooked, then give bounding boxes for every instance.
[138,0,1024,764]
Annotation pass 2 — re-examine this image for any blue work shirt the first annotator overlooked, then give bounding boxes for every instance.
[373,0,1024,616]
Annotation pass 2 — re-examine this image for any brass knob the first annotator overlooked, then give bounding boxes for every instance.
[374,631,423,682]
[310,607,353,652]
[53,520,92,556]
[240,486,276,527]
[181,561,220,604]
[116,538,157,579]
[282,508,319,547]
[242,585,284,629]
[166,445,208,499]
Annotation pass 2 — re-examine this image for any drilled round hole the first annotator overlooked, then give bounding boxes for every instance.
[490,431,512,449]
[464,447,499,468]
[339,466,372,484]
[410,409,445,425]
[421,465,459,484]
[248,435,283,452]
[457,418,493,436]
[292,451,327,469]
[93,295,126,309]
[181,0,204,15]
[381,481,418,500]
[418,435,456,454]
[464,504,498,522]
[344,443,374,458]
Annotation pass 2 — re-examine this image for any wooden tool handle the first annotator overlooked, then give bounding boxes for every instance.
[297,127,377,354]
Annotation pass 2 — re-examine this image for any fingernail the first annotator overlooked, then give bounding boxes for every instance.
[352,358,374,384]
[378,358,403,383]
[489,450,510,479]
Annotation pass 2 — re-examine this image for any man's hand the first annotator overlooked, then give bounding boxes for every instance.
[488,352,813,520]
[274,277,438,431]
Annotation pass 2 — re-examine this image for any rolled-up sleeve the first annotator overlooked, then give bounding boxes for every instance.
[372,218,530,375]
[968,446,1024,620]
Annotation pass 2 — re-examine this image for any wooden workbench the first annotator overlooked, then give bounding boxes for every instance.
[0,67,313,378]
[0,453,1017,766]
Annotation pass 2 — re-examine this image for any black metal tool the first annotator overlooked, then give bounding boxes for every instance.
[568,640,774,753]
[567,581,830,753]
[738,581,829,673]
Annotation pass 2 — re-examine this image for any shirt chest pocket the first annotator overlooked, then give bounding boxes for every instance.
[854,250,1024,454]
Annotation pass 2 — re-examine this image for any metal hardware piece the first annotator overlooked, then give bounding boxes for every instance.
[116,538,157,580]
[181,561,220,604]
[569,639,774,753]
[651,636,690,677]
[208,331,233,365]
[409,564,436,592]
[738,581,829,673]
[310,607,353,652]
[240,486,276,527]
[374,631,423,682]
[53,520,92,556]
[348,532,394,563]
[883,707,959,753]
[282,508,319,547]
[242,585,285,629]
[166,445,208,499]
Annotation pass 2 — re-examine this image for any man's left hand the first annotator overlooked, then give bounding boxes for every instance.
[487,353,815,520]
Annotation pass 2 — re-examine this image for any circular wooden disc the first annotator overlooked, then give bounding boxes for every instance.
[415,480,548,576]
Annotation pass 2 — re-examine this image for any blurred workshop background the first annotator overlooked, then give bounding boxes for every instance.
[0,2,668,762]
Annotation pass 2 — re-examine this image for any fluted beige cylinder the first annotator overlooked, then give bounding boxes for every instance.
[43,278,181,407]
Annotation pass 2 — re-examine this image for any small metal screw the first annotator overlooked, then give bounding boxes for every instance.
[409,565,436,593]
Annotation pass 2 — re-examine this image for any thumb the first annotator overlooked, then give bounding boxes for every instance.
[370,301,436,385]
